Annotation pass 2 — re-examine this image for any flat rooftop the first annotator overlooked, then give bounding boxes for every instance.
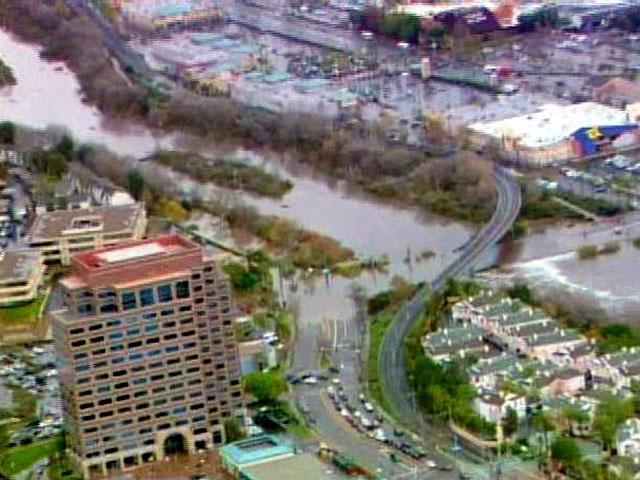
[58,235,217,290]
[220,435,294,467]
[470,102,631,149]
[241,453,350,480]
[0,251,41,282]
[30,203,144,241]
[74,235,197,271]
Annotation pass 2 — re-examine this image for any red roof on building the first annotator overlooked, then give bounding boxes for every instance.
[66,235,204,288]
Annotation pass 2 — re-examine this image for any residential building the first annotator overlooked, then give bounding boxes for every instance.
[588,347,640,389]
[474,391,526,423]
[541,395,594,437]
[539,369,586,398]
[617,418,640,459]
[29,204,147,266]
[451,290,500,323]
[0,251,44,306]
[51,235,244,477]
[422,325,495,362]
[551,342,597,371]
[525,329,586,361]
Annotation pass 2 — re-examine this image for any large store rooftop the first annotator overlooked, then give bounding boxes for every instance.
[469,102,631,148]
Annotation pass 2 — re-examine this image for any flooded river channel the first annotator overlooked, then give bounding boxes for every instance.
[1,28,638,373]
[0,29,476,371]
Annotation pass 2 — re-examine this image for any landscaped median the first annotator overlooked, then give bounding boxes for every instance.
[365,278,497,439]
[363,277,421,413]
[0,436,64,476]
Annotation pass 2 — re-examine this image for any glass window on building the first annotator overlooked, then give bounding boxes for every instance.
[175,280,190,299]
[76,304,94,316]
[139,288,155,307]
[122,292,137,311]
[157,284,173,303]
[100,303,118,314]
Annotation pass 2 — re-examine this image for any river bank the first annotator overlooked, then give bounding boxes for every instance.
[481,212,640,324]
[0,2,496,223]
[0,23,476,353]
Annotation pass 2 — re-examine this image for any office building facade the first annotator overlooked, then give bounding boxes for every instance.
[29,203,147,266]
[51,235,244,477]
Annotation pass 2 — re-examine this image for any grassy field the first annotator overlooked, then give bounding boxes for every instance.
[0,437,64,475]
[366,311,394,413]
[0,296,46,324]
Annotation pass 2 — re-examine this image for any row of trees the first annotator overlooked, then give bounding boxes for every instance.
[403,279,494,437]
[351,8,421,44]
[151,151,293,199]
[0,0,150,117]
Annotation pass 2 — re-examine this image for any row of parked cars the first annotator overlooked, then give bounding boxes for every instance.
[326,385,431,461]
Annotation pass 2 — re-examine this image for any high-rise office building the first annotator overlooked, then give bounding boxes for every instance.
[51,235,245,478]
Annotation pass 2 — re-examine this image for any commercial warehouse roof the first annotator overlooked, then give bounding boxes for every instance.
[241,453,351,480]
[220,435,294,467]
[0,251,41,282]
[469,102,632,148]
[30,203,145,241]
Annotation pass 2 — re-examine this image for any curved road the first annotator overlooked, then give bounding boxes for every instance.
[380,167,522,431]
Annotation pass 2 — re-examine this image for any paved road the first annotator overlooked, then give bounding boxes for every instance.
[379,167,522,433]
[375,168,522,479]
[288,170,521,479]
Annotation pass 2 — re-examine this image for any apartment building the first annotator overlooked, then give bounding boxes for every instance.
[50,235,245,478]
[0,251,44,306]
[29,204,146,266]
[422,325,496,362]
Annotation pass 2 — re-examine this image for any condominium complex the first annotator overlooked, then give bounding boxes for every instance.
[29,203,147,266]
[0,251,44,306]
[51,235,245,477]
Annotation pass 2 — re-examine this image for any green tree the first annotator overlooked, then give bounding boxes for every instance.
[594,395,634,452]
[531,410,555,455]
[223,419,245,443]
[503,407,519,437]
[243,370,287,404]
[562,405,590,436]
[0,423,9,454]
[224,263,261,292]
[54,134,75,161]
[551,437,582,473]
[46,152,68,179]
[126,169,145,201]
[0,121,15,145]
[507,283,537,306]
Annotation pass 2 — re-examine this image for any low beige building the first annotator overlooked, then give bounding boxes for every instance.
[29,204,147,266]
[0,250,44,306]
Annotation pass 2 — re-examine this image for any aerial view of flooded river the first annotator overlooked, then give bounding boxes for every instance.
[0,28,477,368]
[2,24,639,366]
